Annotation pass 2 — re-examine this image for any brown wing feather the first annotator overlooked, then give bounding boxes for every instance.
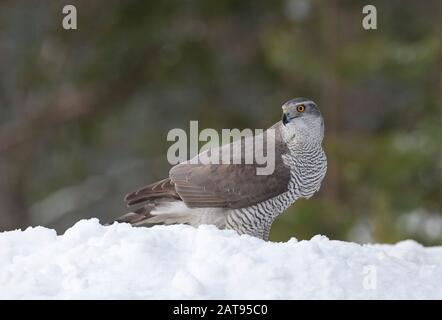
[124,122,291,210]
[124,178,181,207]
[170,163,290,209]
[169,123,291,209]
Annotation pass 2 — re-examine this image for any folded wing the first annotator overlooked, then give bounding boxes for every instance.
[125,122,291,210]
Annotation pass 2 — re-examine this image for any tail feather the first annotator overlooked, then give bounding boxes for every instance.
[112,201,197,227]
[112,198,227,229]
[115,207,155,225]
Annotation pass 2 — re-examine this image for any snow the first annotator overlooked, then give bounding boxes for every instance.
[0,219,441,299]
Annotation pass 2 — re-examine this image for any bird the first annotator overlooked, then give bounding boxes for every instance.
[115,98,327,240]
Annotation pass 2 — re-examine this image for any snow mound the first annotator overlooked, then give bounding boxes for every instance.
[0,219,441,299]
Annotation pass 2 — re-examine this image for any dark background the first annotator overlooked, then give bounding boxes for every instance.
[0,0,441,245]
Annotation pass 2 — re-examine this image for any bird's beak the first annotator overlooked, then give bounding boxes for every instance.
[282,113,289,126]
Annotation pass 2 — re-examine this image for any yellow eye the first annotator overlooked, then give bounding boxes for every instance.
[297,105,305,112]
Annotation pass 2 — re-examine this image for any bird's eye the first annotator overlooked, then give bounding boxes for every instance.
[297,105,305,113]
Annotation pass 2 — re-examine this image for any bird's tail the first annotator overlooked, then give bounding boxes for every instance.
[114,206,156,226]
[110,201,218,227]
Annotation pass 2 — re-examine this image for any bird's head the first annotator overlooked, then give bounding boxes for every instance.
[281,97,324,144]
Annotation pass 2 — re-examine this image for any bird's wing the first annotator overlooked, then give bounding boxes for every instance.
[125,122,291,209]
[125,177,181,207]
[169,123,291,209]
[170,163,290,209]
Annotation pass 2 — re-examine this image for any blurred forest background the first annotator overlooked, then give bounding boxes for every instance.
[0,0,441,245]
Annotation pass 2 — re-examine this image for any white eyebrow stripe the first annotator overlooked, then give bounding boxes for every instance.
[294,100,314,106]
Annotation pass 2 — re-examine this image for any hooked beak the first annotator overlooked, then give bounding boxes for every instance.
[282,112,300,126]
[282,113,289,126]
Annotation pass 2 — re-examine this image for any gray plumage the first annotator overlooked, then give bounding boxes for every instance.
[117,98,327,240]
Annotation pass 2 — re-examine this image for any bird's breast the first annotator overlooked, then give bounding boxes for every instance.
[285,146,327,199]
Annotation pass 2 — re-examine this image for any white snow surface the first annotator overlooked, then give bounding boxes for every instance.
[0,218,441,299]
